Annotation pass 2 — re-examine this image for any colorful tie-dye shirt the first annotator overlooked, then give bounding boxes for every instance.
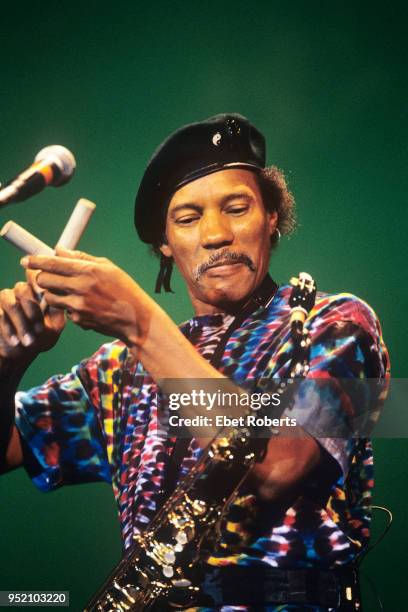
[15,284,389,610]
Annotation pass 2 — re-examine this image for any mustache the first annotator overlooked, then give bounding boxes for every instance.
[195,249,256,280]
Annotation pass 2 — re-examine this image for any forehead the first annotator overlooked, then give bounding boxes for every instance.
[167,168,262,208]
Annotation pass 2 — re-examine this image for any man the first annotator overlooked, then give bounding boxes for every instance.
[0,114,389,610]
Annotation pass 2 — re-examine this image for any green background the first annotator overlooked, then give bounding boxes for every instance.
[0,1,407,609]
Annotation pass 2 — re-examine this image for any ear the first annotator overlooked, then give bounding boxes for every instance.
[159,243,172,258]
[268,210,278,235]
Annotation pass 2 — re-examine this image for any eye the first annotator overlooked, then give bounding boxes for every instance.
[174,214,200,226]
[225,204,249,215]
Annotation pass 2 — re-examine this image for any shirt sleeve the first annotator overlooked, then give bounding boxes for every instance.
[283,293,390,477]
[15,340,128,492]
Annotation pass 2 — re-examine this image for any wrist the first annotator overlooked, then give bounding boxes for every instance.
[0,354,36,383]
[121,292,163,351]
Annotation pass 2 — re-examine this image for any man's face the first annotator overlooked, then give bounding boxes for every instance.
[160,169,277,314]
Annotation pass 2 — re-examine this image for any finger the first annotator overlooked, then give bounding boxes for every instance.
[25,268,42,294]
[66,310,81,324]
[36,271,80,294]
[43,304,67,332]
[55,246,105,263]
[65,310,92,330]
[0,307,20,348]
[20,255,91,276]
[0,290,35,346]
[13,282,44,333]
[41,291,75,310]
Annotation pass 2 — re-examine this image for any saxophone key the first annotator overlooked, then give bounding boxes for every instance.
[164,550,176,564]
[176,531,188,545]
[172,578,192,588]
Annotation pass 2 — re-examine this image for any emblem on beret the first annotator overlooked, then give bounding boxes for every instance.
[226,118,241,137]
[212,132,222,146]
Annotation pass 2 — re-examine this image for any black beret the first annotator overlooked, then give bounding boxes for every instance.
[134,113,266,244]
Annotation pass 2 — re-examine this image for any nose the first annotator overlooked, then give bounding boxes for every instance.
[200,211,234,250]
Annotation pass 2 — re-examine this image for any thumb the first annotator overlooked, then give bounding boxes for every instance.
[25,268,42,294]
[55,246,100,262]
[44,305,66,331]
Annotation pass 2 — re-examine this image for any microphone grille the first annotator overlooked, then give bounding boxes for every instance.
[35,145,76,186]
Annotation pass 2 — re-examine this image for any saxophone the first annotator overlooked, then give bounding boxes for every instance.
[84,273,317,612]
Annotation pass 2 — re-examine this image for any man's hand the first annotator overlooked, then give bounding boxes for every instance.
[0,280,66,473]
[0,281,65,365]
[21,248,148,347]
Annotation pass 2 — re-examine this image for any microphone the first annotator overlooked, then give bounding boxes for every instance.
[0,145,76,207]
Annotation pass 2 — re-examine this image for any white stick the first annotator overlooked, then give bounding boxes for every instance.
[0,221,54,311]
[0,221,55,256]
[56,198,96,249]
[1,199,96,312]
